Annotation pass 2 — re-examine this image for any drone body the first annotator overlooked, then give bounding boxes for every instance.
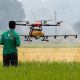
[29,22,44,39]
[15,20,77,42]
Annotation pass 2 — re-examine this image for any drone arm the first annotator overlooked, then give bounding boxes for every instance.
[42,24,58,26]
[16,24,26,26]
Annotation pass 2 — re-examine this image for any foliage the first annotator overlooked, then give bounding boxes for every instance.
[0,62,80,80]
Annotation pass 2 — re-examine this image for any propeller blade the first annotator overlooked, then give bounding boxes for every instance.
[36,20,53,22]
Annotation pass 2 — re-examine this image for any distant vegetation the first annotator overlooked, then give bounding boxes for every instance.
[73,21,80,34]
[0,0,25,30]
[20,43,80,48]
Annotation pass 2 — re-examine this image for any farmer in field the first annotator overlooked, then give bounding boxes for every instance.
[0,21,21,66]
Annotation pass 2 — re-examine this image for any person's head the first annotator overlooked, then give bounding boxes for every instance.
[9,21,16,29]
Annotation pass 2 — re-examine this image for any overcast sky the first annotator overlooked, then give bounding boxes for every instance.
[16,0,80,34]
[0,0,80,35]
[18,0,80,25]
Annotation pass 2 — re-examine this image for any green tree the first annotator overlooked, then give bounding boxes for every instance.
[73,21,80,34]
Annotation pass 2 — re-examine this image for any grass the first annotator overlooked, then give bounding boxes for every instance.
[0,44,80,80]
[0,62,80,80]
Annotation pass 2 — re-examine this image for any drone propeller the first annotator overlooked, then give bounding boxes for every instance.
[35,20,53,25]
[26,21,29,25]
[16,21,25,22]
[36,20,53,22]
[56,21,63,26]
[16,21,29,22]
[16,21,30,26]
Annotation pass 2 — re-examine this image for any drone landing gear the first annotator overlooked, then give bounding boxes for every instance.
[24,36,32,42]
[41,36,49,41]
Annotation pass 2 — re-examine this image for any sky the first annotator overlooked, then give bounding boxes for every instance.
[0,0,80,35]
[16,0,80,35]
[0,0,25,33]
[0,0,80,43]
[18,0,80,25]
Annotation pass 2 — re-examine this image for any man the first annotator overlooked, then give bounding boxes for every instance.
[0,21,21,66]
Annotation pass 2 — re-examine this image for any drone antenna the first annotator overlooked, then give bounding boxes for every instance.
[54,11,57,24]
[54,11,58,35]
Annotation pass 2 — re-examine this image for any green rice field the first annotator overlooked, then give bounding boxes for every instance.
[0,62,80,80]
[0,43,80,80]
